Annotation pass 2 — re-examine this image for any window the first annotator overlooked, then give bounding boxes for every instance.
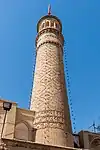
[46,21,49,27]
[55,23,58,28]
[51,22,54,27]
[42,23,45,28]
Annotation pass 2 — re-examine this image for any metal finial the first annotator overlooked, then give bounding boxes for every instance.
[48,4,51,15]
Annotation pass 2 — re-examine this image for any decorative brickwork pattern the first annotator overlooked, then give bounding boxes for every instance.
[30,17,73,147]
[33,110,65,130]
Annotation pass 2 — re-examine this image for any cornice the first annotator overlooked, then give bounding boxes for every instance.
[36,28,64,47]
[36,41,63,53]
[2,138,80,150]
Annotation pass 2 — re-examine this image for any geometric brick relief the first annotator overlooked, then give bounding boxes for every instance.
[37,33,63,50]
[30,17,73,146]
[31,40,70,115]
[31,43,69,115]
[33,122,65,130]
[33,110,68,130]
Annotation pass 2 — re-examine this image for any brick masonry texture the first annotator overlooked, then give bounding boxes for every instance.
[30,20,73,147]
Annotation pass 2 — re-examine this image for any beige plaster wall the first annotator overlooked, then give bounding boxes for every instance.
[0,99,35,142]
[0,100,17,139]
[15,108,35,141]
[79,131,100,149]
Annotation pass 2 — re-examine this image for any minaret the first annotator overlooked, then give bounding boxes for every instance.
[30,6,74,147]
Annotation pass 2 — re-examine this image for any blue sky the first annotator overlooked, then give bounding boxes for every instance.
[0,0,100,133]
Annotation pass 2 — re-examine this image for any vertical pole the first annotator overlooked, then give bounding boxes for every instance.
[1,110,7,139]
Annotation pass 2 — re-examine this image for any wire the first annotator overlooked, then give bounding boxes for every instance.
[28,47,36,109]
[64,40,76,133]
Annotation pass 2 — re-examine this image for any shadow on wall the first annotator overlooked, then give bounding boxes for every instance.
[74,142,80,148]
[90,137,100,150]
[14,122,36,142]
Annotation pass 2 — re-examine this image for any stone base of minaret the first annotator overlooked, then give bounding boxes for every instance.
[34,128,74,147]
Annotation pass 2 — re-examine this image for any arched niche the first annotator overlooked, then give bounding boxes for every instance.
[46,21,49,27]
[41,22,45,29]
[15,122,29,141]
[51,21,54,27]
[90,137,100,150]
[54,22,60,30]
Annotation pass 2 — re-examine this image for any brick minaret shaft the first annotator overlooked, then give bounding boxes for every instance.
[30,11,74,147]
